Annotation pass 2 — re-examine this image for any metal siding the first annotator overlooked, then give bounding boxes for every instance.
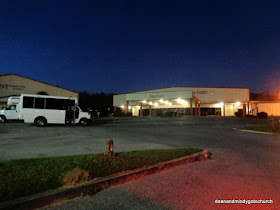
[258,103,280,116]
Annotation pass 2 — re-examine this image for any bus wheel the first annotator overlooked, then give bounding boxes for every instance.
[35,117,47,127]
[0,116,6,123]
[80,118,88,126]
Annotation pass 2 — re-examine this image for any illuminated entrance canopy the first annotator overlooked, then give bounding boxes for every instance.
[126,90,192,101]
[113,87,250,117]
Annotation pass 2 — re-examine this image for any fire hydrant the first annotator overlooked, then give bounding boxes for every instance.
[105,139,114,157]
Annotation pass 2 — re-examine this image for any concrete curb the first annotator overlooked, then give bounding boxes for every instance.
[0,150,211,210]
[232,128,280,136]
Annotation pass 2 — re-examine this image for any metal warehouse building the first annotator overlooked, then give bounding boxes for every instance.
[0,74,78,109]
[113,87,250,117]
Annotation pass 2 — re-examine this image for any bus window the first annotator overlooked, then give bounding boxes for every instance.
[34,98,45,109]
[23,97,34,108]
[46,99,67,110]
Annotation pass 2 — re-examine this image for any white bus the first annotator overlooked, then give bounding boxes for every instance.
[19,94,92,126]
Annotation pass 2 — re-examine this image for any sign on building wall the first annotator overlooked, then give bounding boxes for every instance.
[126,90,193,101]
[0,83,26,91]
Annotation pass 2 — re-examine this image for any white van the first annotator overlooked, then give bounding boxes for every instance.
[19,94,92,126]
[0,96,22,122]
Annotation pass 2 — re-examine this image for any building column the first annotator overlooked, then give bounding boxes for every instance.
[223,103,226,116]
[190,98,193,115]
[113,106,116,113]
[125,101,129,114]
[140,104,143,117]
[242,104,246,116]
[149,106,152,116]
[195,102,198,116]
[198,103,201,116]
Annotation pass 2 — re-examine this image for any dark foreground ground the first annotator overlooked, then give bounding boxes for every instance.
[1,116,280,209]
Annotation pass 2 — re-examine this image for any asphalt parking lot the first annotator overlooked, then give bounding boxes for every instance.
[2,116,280,209]
[0,116,268,160]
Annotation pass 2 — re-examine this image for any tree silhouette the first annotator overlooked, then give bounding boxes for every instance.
[37,91,49,95]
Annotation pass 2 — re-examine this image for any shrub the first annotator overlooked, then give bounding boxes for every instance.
[257,112,268,119]
[156,112,163,116]
[164,111,176,116]
[235,112,243,117]
[113,112,132,117]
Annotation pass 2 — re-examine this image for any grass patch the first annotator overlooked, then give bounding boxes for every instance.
[0,148,202,202]
[245,124,280,133]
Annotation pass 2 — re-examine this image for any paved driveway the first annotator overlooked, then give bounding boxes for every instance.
[1,117,280,209]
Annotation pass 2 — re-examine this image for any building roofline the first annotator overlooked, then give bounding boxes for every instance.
[115,86,250,95]
[0,73,78,93]
[250,100,280,103]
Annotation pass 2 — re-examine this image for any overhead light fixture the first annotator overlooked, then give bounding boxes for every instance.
[149,102,153,105]
[176,98,188,106]
[143,100,147,103]
[176,98,182,103]
[159,99,164,103]
[121,105,124,109]
[235,102,241,106]
[169,102,172,105]
[165,101,169,105]
[154,102,158,107]
[128,106,131,110]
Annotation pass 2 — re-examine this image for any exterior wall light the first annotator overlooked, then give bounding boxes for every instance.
[128,106,131,110]
[143,100,147,103]
[235,102,241,106]
[165,101,169,105]
[154,102,159,106]
[149,102,153,105]
[159,99,164,103]
[169,102,172,105]
[121,105,124,109]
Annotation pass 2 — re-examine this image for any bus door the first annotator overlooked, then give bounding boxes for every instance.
[65,100,75,124]
[74,105,80,120]
[5,105,18,120]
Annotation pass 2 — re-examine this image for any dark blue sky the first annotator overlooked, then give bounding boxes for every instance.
[1,0,280,93]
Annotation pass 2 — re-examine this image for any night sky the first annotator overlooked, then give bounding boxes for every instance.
[1,1,280,93]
